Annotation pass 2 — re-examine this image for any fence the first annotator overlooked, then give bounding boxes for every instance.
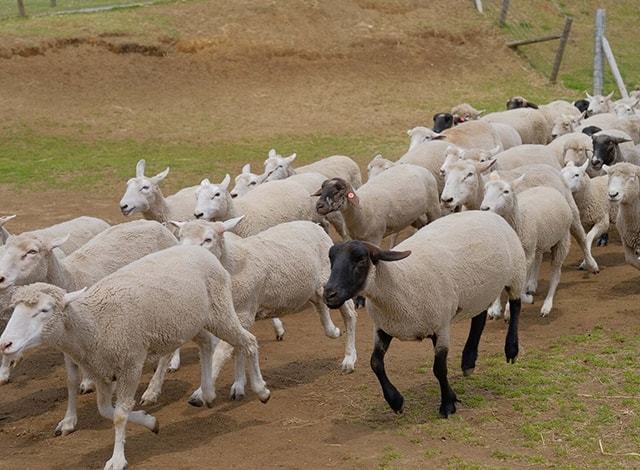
[1,0,153,19]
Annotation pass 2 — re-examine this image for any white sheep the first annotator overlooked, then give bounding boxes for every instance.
[262,150,362,188]
[440,120,503,151]
[229,163,266,198]
[551,113,585,138]
[0,220,177,390]
[398,138,452,191]
[0,215,110,254]
[562,161,615,253]
[482,108,550,144]
[481,176,572,317]
[606,163,640,269]
[490,122,523,149]
[578,113,640,144]
[0,244,270,470]
[586,92,615,115]
[451,103,484,122]
[547,132,593,166]
[172,218,357,404]
[407,126,444,150]
[322,211,526,417]
[313,164,441,246]
[119,159,197,223]
[441,159,599,274]
[507,97,581,139]
[491,145,562,170]
[367,154,396,180]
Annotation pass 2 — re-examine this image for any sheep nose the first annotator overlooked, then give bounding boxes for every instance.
[0,341,12,353]
[480,206,490,211]
[194,212,204,219]
[0,276,5,284]
[230,193,238,199]
[609,192,619,199]
[441,196,454,204]
[120,204,128,210]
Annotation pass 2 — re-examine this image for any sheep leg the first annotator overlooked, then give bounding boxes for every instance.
[338,300,358,373]
[239,335,271,404]
[54,354,81,436]
[168,349,181,372]
[526,253,543,296]
[0,355,11,384]
[580,222,608,269]
[461,311,487,376]
[140,354,172,406]
[431,332,458,418]
[570,209,599,273]
[312,295,341,339]
[541,234,570,317]
[505,296,521,363]
[520,253,537,305]
[623,245,640,270]
[79,365,95,394]
[271,318,285,341]
[371,328,403,413]
[193,331,216,408]
[189,339,233,407]
[229,350,247,400]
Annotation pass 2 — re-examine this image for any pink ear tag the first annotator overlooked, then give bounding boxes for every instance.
[347,192,355,199]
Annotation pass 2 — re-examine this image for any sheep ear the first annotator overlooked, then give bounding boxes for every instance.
[241,163,251,174]
[606,91,614,100]
[580,159,590,171]
[611,136,632,144]
[477,109,485,116]
[565,161,576,167]
[489,145,501,156]
[200,178,211,186]
[63,287,87,307]
[476,159,496,174]
[311,187,323,197]
[222,215,244,232]
[285,153,297,164]
[431,133,447,140]
[136,159,146,177]
[219,174,231,191]
[406,129,413,136]
[268,149,277,158]
[169,220,185,229]
[372,154,382,161]
[151,167,170,185]
[586,92,593,100]
[526,101,539,109]
[362,241,411,265]
[0,215,16,227]
[512,174,526,186]
[47,233,69,251]
[488,171,501,181]
[602,164,610,174]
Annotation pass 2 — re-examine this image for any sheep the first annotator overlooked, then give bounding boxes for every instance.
[407,126,444,150]
[367,154,395,180]
[194,175,320,238]
[574,99,590,114]
[229,163,266,199]
[451,103,484,122]
[490,122,523,149]
[0,245,270,469]
[562,161,616,251]
[578,113,640,143]
[551,113,585,139]
[119,159,197,224]
[322,210,526,417]
[262,150,362,189]
[440,120,503,151]
[490,145,562,170]
[427,118,521,150]
[313,164,441,246]
[590,130,640,170]
[0,220,177,389]
[507,97,580,138]
[482,108,550,144]
[614,101,640,119]
[432,113,454,133]
[606,163,640,269]
[586,92,615,115]
[172,218,358,404]
[439,145,501,177]
[0,215,110,254]
[582,125,603,137]
[547,132,593,166]
[481,176,572,317]
[398,140,452,192]
[441,159,599,274]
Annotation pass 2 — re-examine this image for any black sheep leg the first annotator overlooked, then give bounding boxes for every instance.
[370,329,403,413]
[461,311,487,376]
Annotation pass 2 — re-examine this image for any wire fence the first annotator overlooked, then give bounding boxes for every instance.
[0,0,153,19]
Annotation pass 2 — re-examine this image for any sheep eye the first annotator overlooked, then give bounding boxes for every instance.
[204,238,213,243]
[466,172,474,178]
[249,181,257,186]
[141,185,150,191]
[503,190,510,194]
[27,249,38,255]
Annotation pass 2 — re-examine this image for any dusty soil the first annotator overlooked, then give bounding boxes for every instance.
[0,196,639,469]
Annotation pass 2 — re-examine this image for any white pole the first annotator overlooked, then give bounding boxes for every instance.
[474,0,483,13]
[593,9,605,96]
[602,36,629,99]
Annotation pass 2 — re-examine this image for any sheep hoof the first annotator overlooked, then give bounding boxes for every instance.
[204,400,215,409]
[188,397,204,408]
[275,333,285,341]
[79,381,95,395]
[505,343,519,363]
[151,419,160,434]
[341,356,357,374]
[439,398,458,418]
[354,296,366,309]
[462,367,475,377]
[229,385,245,401]
[388,393,404,414]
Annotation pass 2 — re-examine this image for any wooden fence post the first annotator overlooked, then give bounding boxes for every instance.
[593,9,605,96]
[50,0,57,6]
[602,36,628,99]
[499,0,510,27]
[17,0,26,16]
[550,16,572,84]
[474,0,483,13]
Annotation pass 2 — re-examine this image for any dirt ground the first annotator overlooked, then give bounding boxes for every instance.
[0,197,638,469]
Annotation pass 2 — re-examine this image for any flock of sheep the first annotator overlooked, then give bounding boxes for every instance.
[1,89,640,469]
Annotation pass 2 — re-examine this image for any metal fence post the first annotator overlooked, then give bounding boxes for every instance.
[550,16,572,84]
[602,36,628,99]
[499,0,510,27]
[593,9,605,96]
[17,0,26,16]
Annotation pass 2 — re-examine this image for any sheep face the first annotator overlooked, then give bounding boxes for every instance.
[0,234,67,289]
[230,164,263,198]
[607,164,640,204]
[263,152,296,182]
[367,154,394,179]
[561,161,589,193]
[614,103,636,118]
[552,114,581,138]
[119,160,169,216]
[480,177,515,215]
[194,175,231,220]
[591,134,632,170]
[441,160,493,212]
[586,92,614,115]
[177,220,224,258]
[506,96,538,110]
[432,113,454,133]
[451,103,483,122]
[323,241,410,309]
[313,178,357,216]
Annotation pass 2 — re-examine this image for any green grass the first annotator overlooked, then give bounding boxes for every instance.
[0,131,406,191]
[346,327,640,468]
